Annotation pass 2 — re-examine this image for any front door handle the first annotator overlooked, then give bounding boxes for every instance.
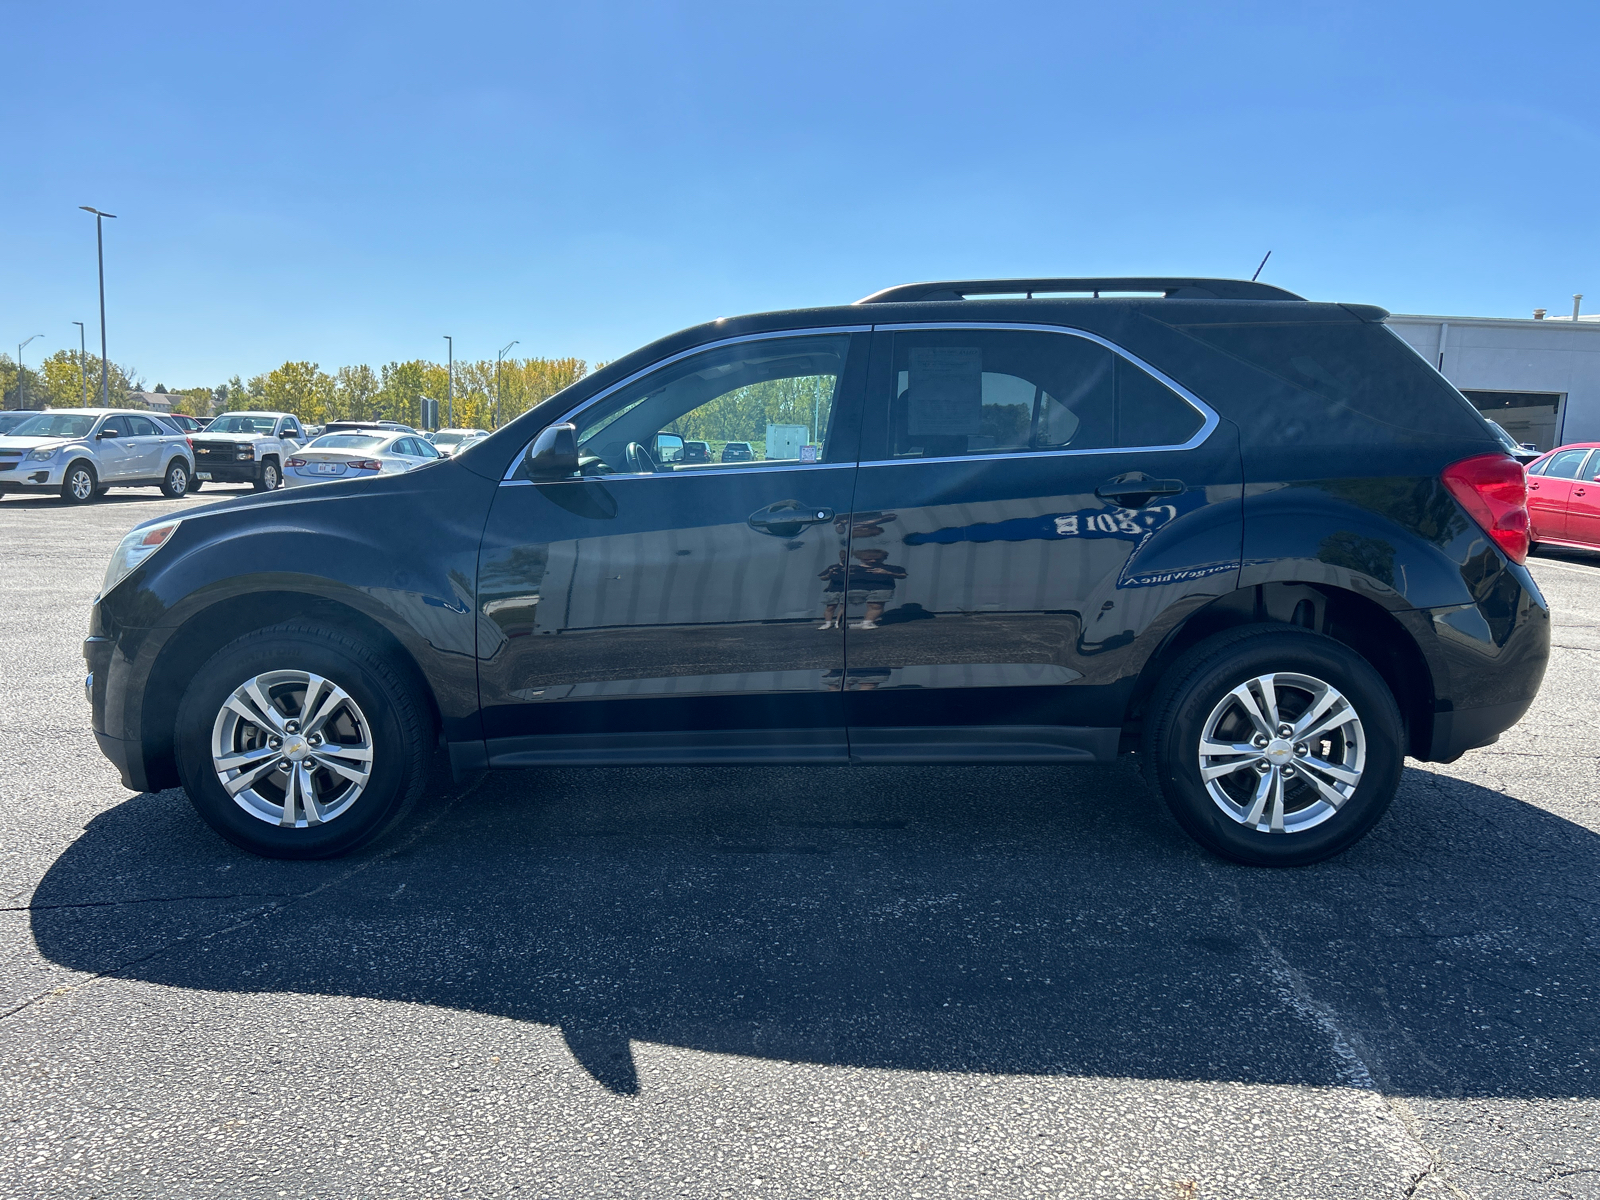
[1095,474,1185,507]
[749,500,834,537]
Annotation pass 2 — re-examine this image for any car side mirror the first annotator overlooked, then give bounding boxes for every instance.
[97,429,118,439]
[526,423,579,480]
[653,433,684,463]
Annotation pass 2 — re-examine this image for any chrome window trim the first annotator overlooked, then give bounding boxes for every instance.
[500,325,872,482]
[500,460,858,487]
[499,319,1217,484]
[861,321,1218,466]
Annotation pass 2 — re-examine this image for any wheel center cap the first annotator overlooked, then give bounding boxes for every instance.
[284,738,311,762]
[1265,738,1295,765]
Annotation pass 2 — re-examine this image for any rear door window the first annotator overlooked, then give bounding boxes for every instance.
[876,328,1204,460]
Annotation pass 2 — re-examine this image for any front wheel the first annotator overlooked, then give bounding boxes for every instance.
[61,461,98,504]
[1143,626,1404,867]
[174,623,432,858]
[252,460,281,491]
[160,460,191,498]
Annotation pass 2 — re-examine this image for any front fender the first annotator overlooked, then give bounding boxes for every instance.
[96,465,498,749]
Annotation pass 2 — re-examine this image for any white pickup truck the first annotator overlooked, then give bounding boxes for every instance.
[189,411,308,491]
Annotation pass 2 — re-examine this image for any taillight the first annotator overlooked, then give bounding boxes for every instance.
[1441,453,1529,564]
[184,436,193,449]
[285,457,306,467]
[348,459,383,471]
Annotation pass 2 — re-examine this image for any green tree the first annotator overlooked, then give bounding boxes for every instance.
[259,361,335,421]
[34,349,139,409]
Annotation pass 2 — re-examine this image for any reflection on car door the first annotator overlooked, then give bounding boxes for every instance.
[1562,450,1600,546]
[475,330,867,765]
[840,325,1242,762]
[92,416,136,480]
[1527,448,1589,541]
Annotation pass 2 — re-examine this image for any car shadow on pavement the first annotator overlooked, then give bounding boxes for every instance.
[28,760,1599,1099]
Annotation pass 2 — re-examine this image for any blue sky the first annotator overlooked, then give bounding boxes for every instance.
[4,1,1598,387]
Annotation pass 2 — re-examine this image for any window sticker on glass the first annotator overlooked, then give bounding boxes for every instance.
[907,347,983,436]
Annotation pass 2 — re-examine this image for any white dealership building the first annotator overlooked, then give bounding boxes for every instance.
[1388,309,1600,451]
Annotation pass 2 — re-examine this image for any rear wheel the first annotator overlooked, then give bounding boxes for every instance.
[61,461,98,504]
[1143,626,1404,866]
[160,459,191,498]
[174,623,432,858]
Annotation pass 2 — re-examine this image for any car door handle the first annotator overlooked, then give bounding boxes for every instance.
[1094,474,1185,506]
[749,501,834,536]
[1577,488,1587,497]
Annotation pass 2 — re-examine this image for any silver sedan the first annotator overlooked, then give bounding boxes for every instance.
[281,432,443,487]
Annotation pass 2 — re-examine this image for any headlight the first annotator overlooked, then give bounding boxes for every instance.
[27,447,57,461]
[100,519,183,599]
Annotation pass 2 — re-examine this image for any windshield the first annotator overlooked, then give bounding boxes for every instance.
[309,434,388,451]
[9,414,95,438]
[432,431,468,445]
[208,415,278,435]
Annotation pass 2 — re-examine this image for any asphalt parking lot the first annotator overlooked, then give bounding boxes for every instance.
[1,488,1597,1200]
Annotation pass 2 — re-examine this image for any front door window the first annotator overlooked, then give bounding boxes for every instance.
[555,333,852,477]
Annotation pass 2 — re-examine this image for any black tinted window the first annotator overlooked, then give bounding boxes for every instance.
[1175,321,1487,443]
[126,416,161,437]
[98,417,127,436]
[882,329,1201,460]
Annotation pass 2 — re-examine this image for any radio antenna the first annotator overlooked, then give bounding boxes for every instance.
[1251,251,1272,282]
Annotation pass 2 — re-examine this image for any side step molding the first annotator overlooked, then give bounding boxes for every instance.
[454,725,1121,774]
[847,726,1119,764]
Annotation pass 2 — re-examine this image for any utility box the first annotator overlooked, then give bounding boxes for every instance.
[766,423,809,462]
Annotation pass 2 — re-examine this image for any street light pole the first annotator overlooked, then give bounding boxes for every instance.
[72,322,87,405]
[443,335,453,427]
[496,339,518,429]
[79,207,117,406]
[16,334,42,410]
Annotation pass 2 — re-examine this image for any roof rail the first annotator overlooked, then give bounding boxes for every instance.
[856,277,1305,304]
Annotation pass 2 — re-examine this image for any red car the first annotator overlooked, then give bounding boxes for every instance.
[1527,442,1600,551]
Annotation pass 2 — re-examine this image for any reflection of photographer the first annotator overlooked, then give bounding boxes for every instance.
[818,551,848,630]
[847,548,906,631]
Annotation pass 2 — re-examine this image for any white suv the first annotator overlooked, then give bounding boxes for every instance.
[0,408,197,503]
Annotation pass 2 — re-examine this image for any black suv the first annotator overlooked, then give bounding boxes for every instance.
[86,277,1548,866]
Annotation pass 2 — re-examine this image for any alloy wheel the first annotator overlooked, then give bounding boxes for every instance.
[210,669,374,827]
[1196,671,1366,834]
[69,468,94,501]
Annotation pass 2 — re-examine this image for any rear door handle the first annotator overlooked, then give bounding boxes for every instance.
[1095,475,1185,507]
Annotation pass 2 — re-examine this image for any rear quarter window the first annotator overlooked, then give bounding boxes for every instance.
[1169,321,1490,445]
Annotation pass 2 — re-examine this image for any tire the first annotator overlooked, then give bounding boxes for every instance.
[1142,626,1404,867]
[160,459,191,498]
[61,461,98,504]
[174,622,432,859]
[188,479,203,492]
[253,460,281,491]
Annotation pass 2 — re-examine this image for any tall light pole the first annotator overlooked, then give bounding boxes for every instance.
[71,322,87,405]
[16,334,42,410]
[495,339,518,429]
[443,335,453,427]
[79,207,117,406]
